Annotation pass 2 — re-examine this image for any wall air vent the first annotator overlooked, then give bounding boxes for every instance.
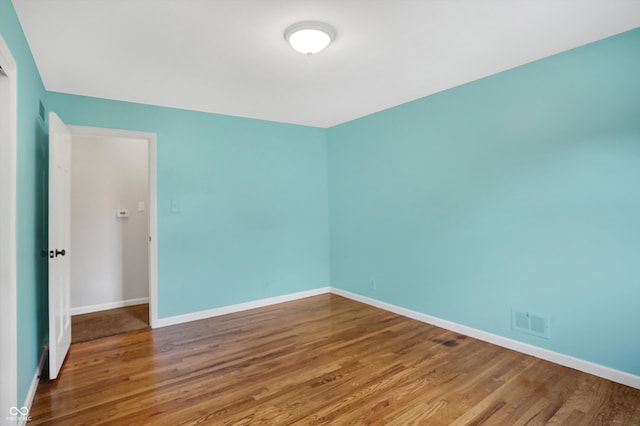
[511,308,550,339]
[39,100,45,122]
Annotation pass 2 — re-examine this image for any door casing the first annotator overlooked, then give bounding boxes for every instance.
[68,125,159,327]
[0,34,18,413]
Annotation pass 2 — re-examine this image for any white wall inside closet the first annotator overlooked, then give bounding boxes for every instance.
[70,136,149,314]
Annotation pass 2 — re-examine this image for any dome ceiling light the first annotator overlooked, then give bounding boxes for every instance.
[284,21,336,55]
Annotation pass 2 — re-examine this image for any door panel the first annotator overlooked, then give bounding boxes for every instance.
[48,112,72,380]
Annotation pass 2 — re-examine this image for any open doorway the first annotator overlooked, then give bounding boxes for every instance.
[67,125,158,341]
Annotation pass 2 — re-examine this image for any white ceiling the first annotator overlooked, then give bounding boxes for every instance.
[12,0,640,128]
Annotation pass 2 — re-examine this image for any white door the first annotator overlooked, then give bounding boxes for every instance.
[48,112,72,380]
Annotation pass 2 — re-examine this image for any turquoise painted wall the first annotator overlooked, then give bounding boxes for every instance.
[1,0,49,405]
[45,93,331,318]
[328,28,640,375]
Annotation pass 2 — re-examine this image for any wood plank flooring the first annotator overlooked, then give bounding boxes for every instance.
[72,304,149,343]
[30,294,640,425]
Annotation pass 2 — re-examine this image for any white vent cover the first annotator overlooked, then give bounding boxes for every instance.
[511,308,550,339]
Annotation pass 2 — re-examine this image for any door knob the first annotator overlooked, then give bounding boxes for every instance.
[47,249,67,258]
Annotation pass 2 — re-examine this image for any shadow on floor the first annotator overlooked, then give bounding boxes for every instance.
[71,304,149,343]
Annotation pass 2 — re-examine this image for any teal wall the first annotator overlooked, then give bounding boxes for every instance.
[46,92,331,318]
[328,28,640,375]
[1,0,49,405]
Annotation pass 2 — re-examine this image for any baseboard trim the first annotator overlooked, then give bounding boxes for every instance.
[155,287,331,328]
[71,297,150,316]
[20,345,47,425]
[330,287,640,390]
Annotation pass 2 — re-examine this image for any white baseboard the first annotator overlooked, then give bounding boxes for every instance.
[20,345,47,425]
[71,297,150,316]
[156,287,331,328]
[330,287,640,390]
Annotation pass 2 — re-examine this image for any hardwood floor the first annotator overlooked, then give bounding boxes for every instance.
[30,294,640,425]
[72,304,150,343]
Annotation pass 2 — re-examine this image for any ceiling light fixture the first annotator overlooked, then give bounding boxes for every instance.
[284,21,336,55]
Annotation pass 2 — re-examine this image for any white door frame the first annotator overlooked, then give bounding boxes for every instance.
[67,125,159,327]
[0,35,18,415]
